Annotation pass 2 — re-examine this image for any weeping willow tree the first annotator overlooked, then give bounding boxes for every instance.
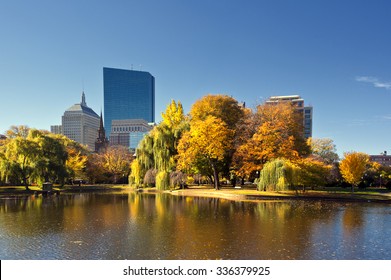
[153,125,172,190]
[129,100,188,190]
[153,100,188,190]
[257,158,297,192]
[129,133,155,187]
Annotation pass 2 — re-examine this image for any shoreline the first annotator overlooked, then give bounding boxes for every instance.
[167,187,391,204]
[2,185,391,204]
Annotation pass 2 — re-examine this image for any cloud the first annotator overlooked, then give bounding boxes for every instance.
[356,76,391,90]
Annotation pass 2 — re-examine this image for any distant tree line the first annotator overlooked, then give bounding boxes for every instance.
[0,125,133,189]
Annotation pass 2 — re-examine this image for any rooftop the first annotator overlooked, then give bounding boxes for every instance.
[64,92,99,118]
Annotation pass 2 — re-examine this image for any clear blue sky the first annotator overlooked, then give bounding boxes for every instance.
[1,0,391,156]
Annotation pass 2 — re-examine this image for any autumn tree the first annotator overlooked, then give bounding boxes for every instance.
[190,94,244,129]
[231,106,258,183]
[179,94,244,186]
[233,102,309,179]
[65,142,88,183]
[339,152,369,192]
[5,125,30,139]
[177,116,234,190]
[101,145,133,183]
[85,153,107,183]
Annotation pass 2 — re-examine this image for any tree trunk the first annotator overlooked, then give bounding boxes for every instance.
[23,177,30,191]
[212,163,219,190]
[207,174,214,185]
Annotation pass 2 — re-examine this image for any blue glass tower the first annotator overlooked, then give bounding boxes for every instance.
[103,67,155,137]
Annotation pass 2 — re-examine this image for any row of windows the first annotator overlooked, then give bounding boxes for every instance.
[112,126,148,132]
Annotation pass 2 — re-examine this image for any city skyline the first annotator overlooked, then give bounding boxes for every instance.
[1,1,391,156]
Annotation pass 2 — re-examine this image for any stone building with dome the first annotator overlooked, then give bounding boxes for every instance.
[58,92,100,151]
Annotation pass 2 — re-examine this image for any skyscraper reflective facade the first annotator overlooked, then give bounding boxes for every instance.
[103,67,155,138]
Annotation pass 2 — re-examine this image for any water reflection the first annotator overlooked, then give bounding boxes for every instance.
[0,193,391,259]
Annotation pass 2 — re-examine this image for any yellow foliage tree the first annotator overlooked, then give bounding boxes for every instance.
[339,151,369,192]
[177,116,234,190]
[102,146,133,183]
[161,100,185,129]
[66,147,88,182]
[188,94,244,183]
[190,94,244,129]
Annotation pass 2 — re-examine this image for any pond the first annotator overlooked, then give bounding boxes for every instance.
[0,192,391,259]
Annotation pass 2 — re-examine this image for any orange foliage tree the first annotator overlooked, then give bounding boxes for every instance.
[233,102,309,179]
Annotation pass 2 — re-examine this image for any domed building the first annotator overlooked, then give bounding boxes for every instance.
[61,92,100,151]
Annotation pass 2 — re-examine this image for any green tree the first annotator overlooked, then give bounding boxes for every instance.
[130,100,187,190]
[339,151,369,192]
[132,132,155,186]
[0,136,39,189]
[30,130,68,186]
[295,157,332,191]
[257,158,297,192]
[308,137,339,164]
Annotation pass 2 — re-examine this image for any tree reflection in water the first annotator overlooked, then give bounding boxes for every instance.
[1,193,391,259]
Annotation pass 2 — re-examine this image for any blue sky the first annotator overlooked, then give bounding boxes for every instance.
[1,0,391,156]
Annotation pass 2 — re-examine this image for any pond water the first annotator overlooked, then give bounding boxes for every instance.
[0,192,391,260]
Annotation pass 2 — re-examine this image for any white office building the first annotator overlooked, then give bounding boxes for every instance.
[61,92,100,151]
[266,95,313,138]
[109,119,153,150]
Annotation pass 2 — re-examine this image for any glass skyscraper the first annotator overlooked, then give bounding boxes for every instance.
[103,67,155,137]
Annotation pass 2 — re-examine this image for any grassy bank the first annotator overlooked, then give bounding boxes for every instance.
[167,185,391,203]
[2,184,391,203]
[0,184,131,196]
